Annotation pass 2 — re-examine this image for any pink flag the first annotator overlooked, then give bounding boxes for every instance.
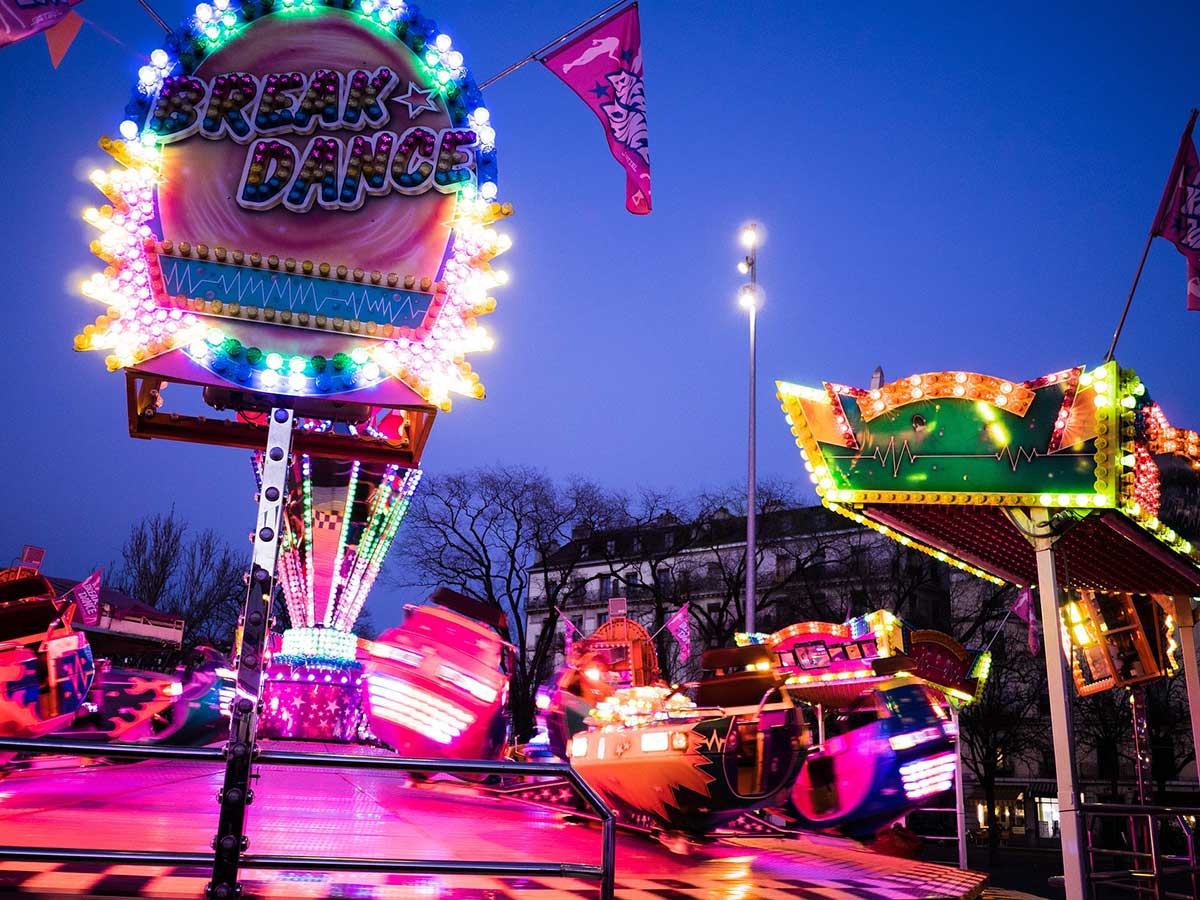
[0,0,83,50]
[542,3,651,214]
[1151,112,1200,311]
[1012,587,1041,655]
[665,603,690,663]
[72,569,102,626]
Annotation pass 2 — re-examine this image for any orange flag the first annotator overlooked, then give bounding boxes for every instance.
[44,10,81,68]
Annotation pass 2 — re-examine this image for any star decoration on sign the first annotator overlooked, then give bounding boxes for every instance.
[395,82,440,118]
[590,81,609,99]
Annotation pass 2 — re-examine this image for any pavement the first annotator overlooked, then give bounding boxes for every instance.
[0,743,994,899]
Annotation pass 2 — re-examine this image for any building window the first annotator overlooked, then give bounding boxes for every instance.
[579,543,590,560]
[1036,797,1060,839]
[663,531,675,550]
[705,562,722,579]
[626,571,640,593]
[775,554,795,578]
[568,578,586,599]
[657,567,673,591]
[599,575,612,599]
[606,539,616,555]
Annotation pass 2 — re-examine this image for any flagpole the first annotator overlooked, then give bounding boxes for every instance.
[1102,236,1154,363]
[1104,107,1199,362]
[477,0,632,90]
[135,0,171,34]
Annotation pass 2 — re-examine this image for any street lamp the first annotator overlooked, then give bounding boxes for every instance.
[738,223,761,634]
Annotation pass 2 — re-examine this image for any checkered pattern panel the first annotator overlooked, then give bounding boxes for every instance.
[0,862,998,900]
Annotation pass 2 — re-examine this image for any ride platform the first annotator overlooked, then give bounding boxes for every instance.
[0,743,988,899]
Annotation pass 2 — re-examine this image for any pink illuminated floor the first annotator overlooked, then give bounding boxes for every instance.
[0,743,988,899]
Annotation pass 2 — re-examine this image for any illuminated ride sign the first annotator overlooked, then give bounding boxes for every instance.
[74,0,511,421]
[777,362,1200,587]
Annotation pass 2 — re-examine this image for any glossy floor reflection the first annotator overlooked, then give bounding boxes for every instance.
[0,744,988,899]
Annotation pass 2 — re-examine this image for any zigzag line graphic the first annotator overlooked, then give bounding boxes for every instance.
[868,437,919,477]
[159,259,428,326]
[993,445,1041,472]
[837,440,1061,476]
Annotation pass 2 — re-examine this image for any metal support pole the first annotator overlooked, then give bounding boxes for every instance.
[816,702,825,745]
[1172,596,1200,791]
[1030,508,1087,900]
[741,225,758,635]
[953,705,968,870]
[209,408,294,899]
[1129,687,1152,805]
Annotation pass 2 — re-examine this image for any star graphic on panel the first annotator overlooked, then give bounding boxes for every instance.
[620,47,634,64]
[590,81,610,99]
[394,82,440,118]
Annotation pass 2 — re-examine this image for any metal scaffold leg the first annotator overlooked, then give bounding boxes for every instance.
[208,408,294,899]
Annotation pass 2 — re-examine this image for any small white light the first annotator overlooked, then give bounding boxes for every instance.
[473,107,490,125]
[119,120,139,140]
[435,33,452,51]
[740,225,759,249]
[479,181,498,200]
[150,48,169,68]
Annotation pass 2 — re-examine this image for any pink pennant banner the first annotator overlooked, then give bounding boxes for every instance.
[1012,587,1041,655]
[1151,113,1200,311]
[542,3,651,214]
[665,603,690,663]
[72,569,102,626]
[0,0,82,50]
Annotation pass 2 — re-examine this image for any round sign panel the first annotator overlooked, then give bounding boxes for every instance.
[75,0,511,411]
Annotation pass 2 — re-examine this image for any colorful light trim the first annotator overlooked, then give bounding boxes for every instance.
[75,0,511,411]
[366,671,475,744]
[835,371,1038,423]
[274,455,421,635]
[899,751,957,800]
[277,626,358,664]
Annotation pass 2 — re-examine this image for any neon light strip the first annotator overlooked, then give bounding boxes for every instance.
[325,460,360,626]
[302,454,316,627]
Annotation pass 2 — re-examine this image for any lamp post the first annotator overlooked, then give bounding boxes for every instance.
[738,224,760,634]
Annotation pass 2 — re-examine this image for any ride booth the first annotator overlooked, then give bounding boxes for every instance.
[777,361,1200,898]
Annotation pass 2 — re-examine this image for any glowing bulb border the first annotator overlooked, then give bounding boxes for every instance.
[75,0,511,412]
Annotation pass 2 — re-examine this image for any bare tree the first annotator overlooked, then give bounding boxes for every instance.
[109,509,250,652]
[959,628,1045,860]
[397,466,619,739]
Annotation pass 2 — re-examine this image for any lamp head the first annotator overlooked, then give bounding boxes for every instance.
[738,283,763,311]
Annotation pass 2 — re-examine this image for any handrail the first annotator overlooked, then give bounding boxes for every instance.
[0,736,616,900]
[1080,802,1199,900]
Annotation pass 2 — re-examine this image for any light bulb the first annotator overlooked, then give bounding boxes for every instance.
[740,225,759,249]
[435,33,452,51]
[737,260,749,275]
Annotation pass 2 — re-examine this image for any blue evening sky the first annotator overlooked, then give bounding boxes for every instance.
[1,1,1196,625]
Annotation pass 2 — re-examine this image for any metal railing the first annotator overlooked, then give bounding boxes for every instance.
[0,737,616,900]
[1081,802,1199,900]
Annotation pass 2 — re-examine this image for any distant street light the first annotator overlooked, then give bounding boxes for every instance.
[738,223,761,634]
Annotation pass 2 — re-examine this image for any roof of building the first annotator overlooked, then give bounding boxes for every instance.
[536,504,850,569]
[44,575,183,627]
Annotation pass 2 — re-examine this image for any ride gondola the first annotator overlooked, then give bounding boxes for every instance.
[566,642,807,836]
